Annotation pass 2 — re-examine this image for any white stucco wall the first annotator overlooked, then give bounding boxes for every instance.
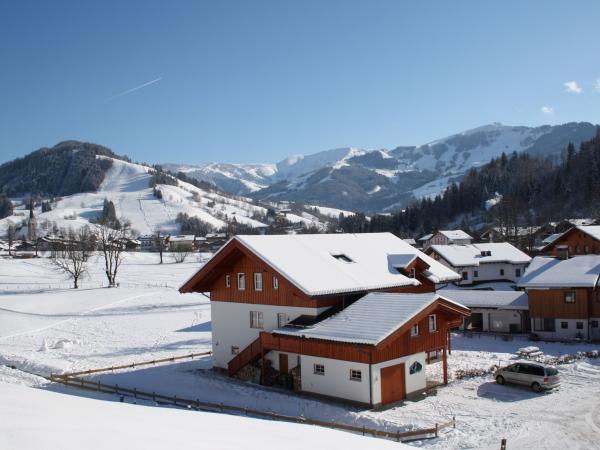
[297,352,427,405]
[461,308,524,333]
[440,260,527,285]
[211,301,329,368]
[531,318,589,340]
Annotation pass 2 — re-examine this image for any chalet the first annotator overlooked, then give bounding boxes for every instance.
[168,235,195,252]
[426,242,531,286]
[518,255,600,341]
[540,225,600,257]
[419,230,473,250]
[179,232,468,406]
[441,289,529,334]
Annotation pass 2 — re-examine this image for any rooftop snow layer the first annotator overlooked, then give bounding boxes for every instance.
[576,225,600,241]
[430,243,531,267]
[274,292,467,344]
[518,255,600,288]
[542,233,562,244]
[235,233,460,296]
[440,289,528,310]
[439,230,473,240]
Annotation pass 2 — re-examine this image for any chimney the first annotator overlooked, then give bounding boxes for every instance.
[556,245,569,260]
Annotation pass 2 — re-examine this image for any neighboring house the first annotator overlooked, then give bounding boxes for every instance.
[420,230,473,250]
[168,235,195,252]
[518,255,600,340]
[540,226,600,257]
[426,243,531,286]
[441,289,529,333]
[417,234,433,249]
[480,226,548,251]
[550,218,597,233]
[179,232,465,406]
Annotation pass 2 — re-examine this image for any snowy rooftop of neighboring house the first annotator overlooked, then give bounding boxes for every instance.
[233,233,461,296]
[439,289,528,310]
[418,233,433,241]
[403,238,417,246]
[568,218,596,227]
[542,233,563,244]
[206,233,227,238]
[490,226,542,237]
[169,235,195,242]
[274,292,468,345]
[439,230,473,241]
[518,255,600,288]
[576,225,600,241]
[430,243,531,267]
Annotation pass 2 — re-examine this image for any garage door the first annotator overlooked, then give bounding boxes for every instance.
[380,363,405,405]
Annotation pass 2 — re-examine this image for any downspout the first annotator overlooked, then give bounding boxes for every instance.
[368,350,373,407]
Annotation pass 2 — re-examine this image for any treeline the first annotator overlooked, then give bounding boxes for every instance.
[339,128,600,236]
[0,141,117,196]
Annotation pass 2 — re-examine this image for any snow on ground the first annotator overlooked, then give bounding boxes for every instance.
[1,254,599,449]
[0,379,405,450]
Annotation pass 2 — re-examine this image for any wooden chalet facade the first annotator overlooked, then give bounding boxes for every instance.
[541,226,600,257]
[180,233,468,406]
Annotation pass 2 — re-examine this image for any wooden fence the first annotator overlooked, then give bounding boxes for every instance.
[50,371,456,443]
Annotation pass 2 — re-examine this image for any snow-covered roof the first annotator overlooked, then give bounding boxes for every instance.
[542,233,562,244]
[439,230,473,241]
[518,255,600,288]
[418,233,433,241]
[576,225,600,241]
[430,243,531,267]
[169,235,195,242]
[274,292,468,345]
[403,238,417,246]
[233,233,461,296]
[440,289,528,310]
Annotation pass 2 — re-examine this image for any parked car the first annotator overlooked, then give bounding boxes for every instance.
[495,362,560,392]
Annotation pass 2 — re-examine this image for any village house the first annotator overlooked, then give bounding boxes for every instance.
[540,225,600,257]
[168,235,195,252]
[418,230,473,250]
[426,242,531,286]
[179,232,469,406]
[441,289,529,334]
[518,255,600,341]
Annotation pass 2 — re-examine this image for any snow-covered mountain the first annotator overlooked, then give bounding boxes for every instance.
[167,122,598,212]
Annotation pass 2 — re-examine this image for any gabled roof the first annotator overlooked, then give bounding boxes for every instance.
[440,289,528,310]
[403,238,417,246]
[418,233,433,241]
[541,225,600,251]
[273,292,469,345]
[439,230,473,240]
[518,255,600,288]
[429,243,531,267]
[180,232,461,296]
[542,233,562,244]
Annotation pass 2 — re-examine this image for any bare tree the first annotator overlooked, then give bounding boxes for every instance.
[6,222,16,256]
[51,227,93,289]
[171,248,191,263]
[153,227,167,264]
[96,220,131,287]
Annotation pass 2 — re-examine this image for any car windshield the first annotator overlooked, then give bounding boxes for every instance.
[545,367,558,376]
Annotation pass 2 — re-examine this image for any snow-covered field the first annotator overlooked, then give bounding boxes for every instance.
[1,254,599,449]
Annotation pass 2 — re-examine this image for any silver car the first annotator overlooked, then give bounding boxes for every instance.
[495,362,560,392]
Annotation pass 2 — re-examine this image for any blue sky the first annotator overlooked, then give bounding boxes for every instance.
[1,1,599,165]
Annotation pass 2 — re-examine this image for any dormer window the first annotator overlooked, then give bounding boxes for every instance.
[332,254,353,263]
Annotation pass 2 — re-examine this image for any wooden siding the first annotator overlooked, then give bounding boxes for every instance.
[545,229,600,256]
[528,288,592,319]
[261,301,468,364]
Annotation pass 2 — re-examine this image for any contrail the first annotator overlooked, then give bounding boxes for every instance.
[103,77,162,102]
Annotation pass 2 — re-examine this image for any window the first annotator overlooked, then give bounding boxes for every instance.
[254,273,263,291]
[225,274,231,288]
[273,276,279,290]
[462,271,468,280]
[576,322,584,330]
[277,313,287,328]
[410,324,419,337]
[409,361,423,374]
[584,245,589,254]
[500,268,505,277]
[231,346,239,355]
[428,314,437,333]
[533,318,556,332]
[332,254,353,263]
[474,270,479,278]
[237,273,246,291]
[592,320,599,328]
[564,291,576,304]
[349,369,362,381]
[515,268,521,277]
[313,364,325,375]
[561,321,568,329]
[249,311,263,329]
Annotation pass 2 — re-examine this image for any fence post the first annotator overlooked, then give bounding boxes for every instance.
[153,392,156,402]
[362,426,365,436]
[173,395,177,406]
[196,399,200,410]
[396,430,400,441]
[435,423,438,437]
[134,388,137,399]
[97,381,100,391]
[500,438,507,450]
[453,416,456,429]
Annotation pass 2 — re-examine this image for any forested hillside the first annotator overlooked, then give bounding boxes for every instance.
[339,128,600,236]
[0,141,121,196]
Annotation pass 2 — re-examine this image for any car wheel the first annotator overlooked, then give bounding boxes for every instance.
[496,375,505,385]
[531,382,542,393]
